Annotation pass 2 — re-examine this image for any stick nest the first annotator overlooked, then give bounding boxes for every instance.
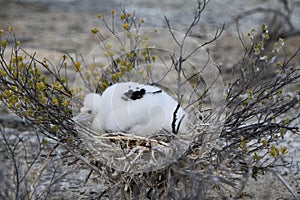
[75,122,191,173]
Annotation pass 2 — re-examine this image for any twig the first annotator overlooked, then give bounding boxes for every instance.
[268,168,299,200]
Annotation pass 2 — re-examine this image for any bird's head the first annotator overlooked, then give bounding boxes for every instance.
[72,93,101,123]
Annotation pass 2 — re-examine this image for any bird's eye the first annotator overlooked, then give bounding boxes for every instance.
[87,110,93,114]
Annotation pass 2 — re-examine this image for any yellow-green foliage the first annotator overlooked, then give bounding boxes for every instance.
[74,9,157,93]
[0,30,73,138]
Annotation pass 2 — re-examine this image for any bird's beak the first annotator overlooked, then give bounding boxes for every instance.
[72,113,94,123]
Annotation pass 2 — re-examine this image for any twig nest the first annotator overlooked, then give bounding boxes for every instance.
[75,123,191,173]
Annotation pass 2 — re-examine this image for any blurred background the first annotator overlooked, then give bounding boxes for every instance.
[0,0,299,66]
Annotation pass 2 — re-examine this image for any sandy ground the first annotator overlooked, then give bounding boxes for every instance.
[0,1,300,199]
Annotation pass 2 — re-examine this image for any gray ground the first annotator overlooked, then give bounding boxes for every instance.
[0,0,300,199]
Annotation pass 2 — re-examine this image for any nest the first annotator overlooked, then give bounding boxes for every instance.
[75,122,191,173]
[73,121,252,199]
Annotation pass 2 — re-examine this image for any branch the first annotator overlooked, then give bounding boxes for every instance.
[268,168,299,200]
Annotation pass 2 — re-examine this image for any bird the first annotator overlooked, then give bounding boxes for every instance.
[72,82,189,136]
